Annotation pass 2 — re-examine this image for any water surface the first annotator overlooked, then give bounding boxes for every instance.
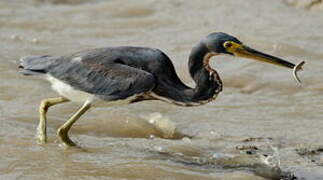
[1,0,323,179]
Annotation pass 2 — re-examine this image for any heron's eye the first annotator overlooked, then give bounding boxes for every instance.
[223,42,233,49]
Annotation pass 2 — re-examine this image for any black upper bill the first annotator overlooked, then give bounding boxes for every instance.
[235,45,295,69]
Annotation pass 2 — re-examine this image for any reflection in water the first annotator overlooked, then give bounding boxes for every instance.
[1,0,323,179]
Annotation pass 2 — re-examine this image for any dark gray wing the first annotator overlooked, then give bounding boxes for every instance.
[47,56,156,101]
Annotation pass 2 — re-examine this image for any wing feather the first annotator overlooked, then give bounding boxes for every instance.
[47,56,155,101]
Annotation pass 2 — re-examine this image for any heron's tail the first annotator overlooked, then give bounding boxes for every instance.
[18,55,54,75]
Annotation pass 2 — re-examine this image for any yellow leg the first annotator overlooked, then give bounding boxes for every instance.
[38,97,69,144]
[57,101,91,147]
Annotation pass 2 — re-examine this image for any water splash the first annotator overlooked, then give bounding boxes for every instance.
[145,112,176,138]
[254,141,296,180]
[260,141,281,169]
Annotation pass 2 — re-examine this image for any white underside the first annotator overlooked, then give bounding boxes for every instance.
[46,75,139,107]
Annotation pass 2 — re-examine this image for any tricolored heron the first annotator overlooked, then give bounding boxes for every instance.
[19,32,303,146]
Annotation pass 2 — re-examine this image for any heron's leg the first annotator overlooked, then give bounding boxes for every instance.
[57,101,91,147]
[38,97,69,144]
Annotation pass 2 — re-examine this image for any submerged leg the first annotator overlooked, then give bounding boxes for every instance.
[38,97,69,144]
[57,101,91,147]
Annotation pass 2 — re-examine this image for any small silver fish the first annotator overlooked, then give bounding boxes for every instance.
[293,60,305,86]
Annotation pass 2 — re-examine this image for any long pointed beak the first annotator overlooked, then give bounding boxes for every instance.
[225,42,306,85]
[233,44,296,69]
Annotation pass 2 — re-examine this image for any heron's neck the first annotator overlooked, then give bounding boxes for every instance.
[149,42,223,106]
[184,42,222,104]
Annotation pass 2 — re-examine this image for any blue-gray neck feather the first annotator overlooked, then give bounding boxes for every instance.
[185,41,222,103]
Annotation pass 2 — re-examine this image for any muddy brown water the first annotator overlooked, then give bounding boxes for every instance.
[1,0,323,179]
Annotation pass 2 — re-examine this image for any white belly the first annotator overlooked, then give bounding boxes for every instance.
[46,75,94,103]
[46,75,140,107]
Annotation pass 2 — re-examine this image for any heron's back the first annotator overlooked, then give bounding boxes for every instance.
[19,46,188,101]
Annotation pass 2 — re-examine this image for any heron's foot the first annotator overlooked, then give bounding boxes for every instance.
[36,125,47,144]
[57,127,77,147]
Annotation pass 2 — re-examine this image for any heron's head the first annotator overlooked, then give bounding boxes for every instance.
[204,32,296,69]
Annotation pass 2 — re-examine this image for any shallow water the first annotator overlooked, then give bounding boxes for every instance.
[1,0,323,179]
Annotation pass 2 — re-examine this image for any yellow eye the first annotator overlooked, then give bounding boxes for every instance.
[223,41,233,48]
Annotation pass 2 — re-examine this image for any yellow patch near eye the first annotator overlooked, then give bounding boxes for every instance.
[223,41,242,54]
